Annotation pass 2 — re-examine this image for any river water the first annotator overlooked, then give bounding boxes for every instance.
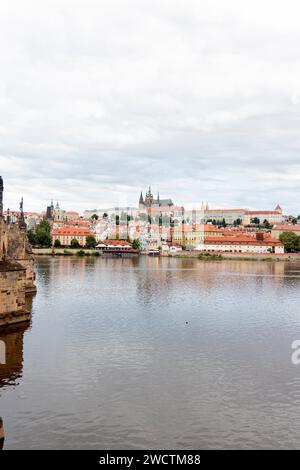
[1,256,300,449]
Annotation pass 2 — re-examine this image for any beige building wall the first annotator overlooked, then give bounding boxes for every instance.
[271,227,300,239]
[196,242,284,254]
[243,212,284,225]
[172,224,222,247]
[54,234,89,246]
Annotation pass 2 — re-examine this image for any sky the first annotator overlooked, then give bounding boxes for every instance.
[0,0,300,214]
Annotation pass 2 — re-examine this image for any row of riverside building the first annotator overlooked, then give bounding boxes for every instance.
[5,187,299,255]
[45,190,295,254]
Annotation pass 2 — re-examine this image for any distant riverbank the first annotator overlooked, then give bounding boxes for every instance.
[32,248,300,261]
[32,248,99,256]
[164,251,300,262]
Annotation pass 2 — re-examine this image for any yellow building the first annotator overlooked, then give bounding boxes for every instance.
[172,224,223,247]
[52,227,94,247]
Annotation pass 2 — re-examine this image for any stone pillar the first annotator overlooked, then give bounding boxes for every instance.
[0,261,30,327]
[6,224,37,295]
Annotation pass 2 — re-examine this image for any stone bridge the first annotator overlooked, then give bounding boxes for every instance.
[0,176,36,327]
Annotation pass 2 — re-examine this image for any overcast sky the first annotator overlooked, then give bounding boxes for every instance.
[0,0,300,214]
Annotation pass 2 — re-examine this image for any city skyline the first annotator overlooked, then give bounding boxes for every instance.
[0,180,291,216]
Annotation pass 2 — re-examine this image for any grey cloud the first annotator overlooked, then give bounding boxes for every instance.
[0,0,299,213]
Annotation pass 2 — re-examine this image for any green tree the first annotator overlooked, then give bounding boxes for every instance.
[279,231,300,252]
[263,219,272,230]
[132,239,140,250]
[27,229,38,245]
[35,220,51,247]
[37,230,52,246]
[39,220,51,233]
[29,219,52,247]
[54,239,61,248]
[28,221,51,247]
[91,214,99,221]
[85,235,97,249]
[71,238,81,248]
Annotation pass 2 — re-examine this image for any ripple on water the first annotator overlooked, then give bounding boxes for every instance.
[1,257,300,449]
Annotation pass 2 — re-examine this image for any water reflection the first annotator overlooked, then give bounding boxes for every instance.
[1,257,300,449]
[0,293,33,390]
[0,323,29,389]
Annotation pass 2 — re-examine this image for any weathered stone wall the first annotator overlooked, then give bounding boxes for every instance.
[0,174,36,327]
[5,223,36,294]
[21,258,36,293]
[0,216,35,327]
[0,261,30,327]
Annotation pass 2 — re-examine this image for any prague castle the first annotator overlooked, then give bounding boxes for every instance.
[0,176,36,327]
[139,187,174,210]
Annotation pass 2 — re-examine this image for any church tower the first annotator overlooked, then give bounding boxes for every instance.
[145,186,154,207]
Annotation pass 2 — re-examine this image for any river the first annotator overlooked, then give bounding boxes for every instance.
[1,256,300,449]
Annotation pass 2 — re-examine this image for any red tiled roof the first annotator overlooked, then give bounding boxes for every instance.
[62,220,91,226]
[52,227,93,236]
[273,225,300,231]
[103,240,132,246]
[245,210,281,215]
[204,209,245,213]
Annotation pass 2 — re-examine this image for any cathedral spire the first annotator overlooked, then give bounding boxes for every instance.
[139,191,144,205]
